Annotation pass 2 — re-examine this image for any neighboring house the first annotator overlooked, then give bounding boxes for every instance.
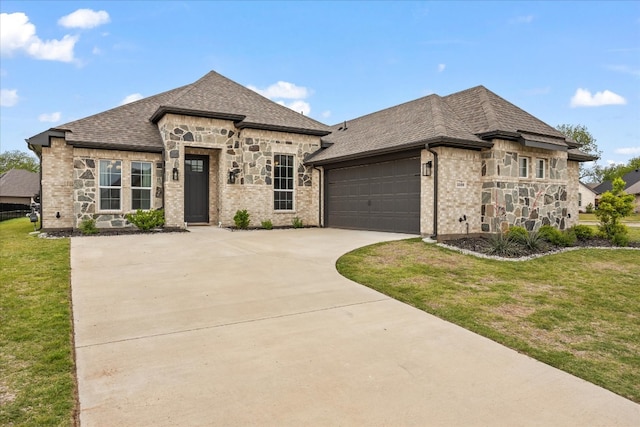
[0,168,39,206]
[593,169,640,214]
[27,71,594,238]
[578,181,597,212]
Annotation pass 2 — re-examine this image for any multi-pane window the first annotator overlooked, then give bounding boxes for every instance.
[274,154,294,210]
[519,157,529,178]
[536,159,546,179]
[99,160,122,210]
[131,161,152,210]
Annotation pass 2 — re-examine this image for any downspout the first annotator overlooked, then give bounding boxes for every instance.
[313,165,322,227]
[426,145,438,239]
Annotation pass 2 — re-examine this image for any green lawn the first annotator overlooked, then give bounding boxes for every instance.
[0,218,76,426]
[580,212,640,223]
[337,239,640,403]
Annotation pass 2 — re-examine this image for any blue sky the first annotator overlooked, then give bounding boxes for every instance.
[1,1,639,167]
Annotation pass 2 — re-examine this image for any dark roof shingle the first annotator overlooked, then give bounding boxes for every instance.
[0,169,40,198]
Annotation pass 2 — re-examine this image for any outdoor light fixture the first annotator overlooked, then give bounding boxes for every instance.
[422,161,433,177]
[172,167,179,181]
[229,170,236,184]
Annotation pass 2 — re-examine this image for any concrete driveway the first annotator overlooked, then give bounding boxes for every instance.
[71,227,640,426]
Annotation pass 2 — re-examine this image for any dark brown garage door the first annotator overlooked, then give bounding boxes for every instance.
[325,157,420,234]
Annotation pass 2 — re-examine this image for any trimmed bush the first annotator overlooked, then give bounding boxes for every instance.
[261,219,273,230]
[539,225,576,247]
[233,209,250,229]
[292,216,303,228]
[571,225,595,241]
[507,226,528,242]
[125,209,165,231]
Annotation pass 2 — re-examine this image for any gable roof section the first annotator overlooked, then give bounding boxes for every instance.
[308,94,490,164]
[28,71,330,152]
[151,71,331,136]
[0,169,39,198]
[593,169,640,194]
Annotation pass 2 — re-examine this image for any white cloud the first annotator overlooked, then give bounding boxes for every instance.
[570,88,627,107]
[1,12,78,62]
[321,110,331,119]
[510,15,534,24]
[120,93,144,105]
[0,88,19,107]
[248,81,311,99]
[277,100,311,116]
[92,46,101,55]
[614,147,640,155]
[437,63,446,72]
[58,9,110,29]
[38,112,61,122]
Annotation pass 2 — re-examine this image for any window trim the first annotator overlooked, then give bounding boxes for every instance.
[535,158,546,179]
[99,159,122,211]
[273,154,295,211]
[519,156,529,178]
[131,161,153,210]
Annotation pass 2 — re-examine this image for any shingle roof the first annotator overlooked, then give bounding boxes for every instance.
[308,85,576,164]
[593,169,640,194]
[0,169,39,198]
[33,71,330,152]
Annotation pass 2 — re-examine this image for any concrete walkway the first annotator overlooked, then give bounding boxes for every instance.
[71,227,640,426]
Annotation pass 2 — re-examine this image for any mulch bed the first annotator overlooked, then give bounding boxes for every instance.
[443,235,640,259]
[39,227,188,238]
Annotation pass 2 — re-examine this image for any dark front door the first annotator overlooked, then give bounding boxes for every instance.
[184,155,209,223]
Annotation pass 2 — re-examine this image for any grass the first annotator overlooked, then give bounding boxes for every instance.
[337,238,640,403]
[0,218,75,426]
[580,212,640,223]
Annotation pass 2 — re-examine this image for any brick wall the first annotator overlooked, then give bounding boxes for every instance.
[41,138,74,229]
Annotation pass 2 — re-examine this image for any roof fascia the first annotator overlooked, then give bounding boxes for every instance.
[67,140,163,153]
[25,129,66,147]
[236,121,331,137]
[150,106,246,123]
[477,130,521,141]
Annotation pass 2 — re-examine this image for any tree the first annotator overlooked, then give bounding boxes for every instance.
[595,177,635,244]
[0,150,39,174]
[600,156,640,182]
[556,124,602,181]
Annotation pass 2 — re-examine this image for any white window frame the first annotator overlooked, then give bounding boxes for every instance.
[131,161,153,210]
[273,154,295,211]
[536,158,546,179]
[99,160,122,211]
[519,156,529,178]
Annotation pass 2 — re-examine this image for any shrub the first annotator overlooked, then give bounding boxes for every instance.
[233,209,250,229]
[539,225,576,247]
[261,219,273,230]
[596,177,634,240]
[485,233,522,257]
[79,218,98,235]
[585,203,594,214]
[571,225,595,241]
[125,209,165,231]
[521,231,545,251]
[292,216,303,228]
[506,226,528,242]
[611,231,630,247]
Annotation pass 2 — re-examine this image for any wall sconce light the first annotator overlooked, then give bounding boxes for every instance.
[172,167,179,181]
[229,170,237,184]
[422,161,433,177]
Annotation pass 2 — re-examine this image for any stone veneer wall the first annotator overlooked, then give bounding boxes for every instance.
[40,138,74,229]
[158,114,321,228]
[72,148,162,228]
[480,140,570,233]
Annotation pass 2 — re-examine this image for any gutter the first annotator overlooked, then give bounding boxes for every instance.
[426,144,439,239]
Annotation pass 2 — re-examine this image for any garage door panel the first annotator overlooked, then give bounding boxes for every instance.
[326,157,420,234]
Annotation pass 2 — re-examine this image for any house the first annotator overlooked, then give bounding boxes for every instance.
[0,168,39,207]
[578,181,597,212]
[26,71,594,238]
[593,169,640,214]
